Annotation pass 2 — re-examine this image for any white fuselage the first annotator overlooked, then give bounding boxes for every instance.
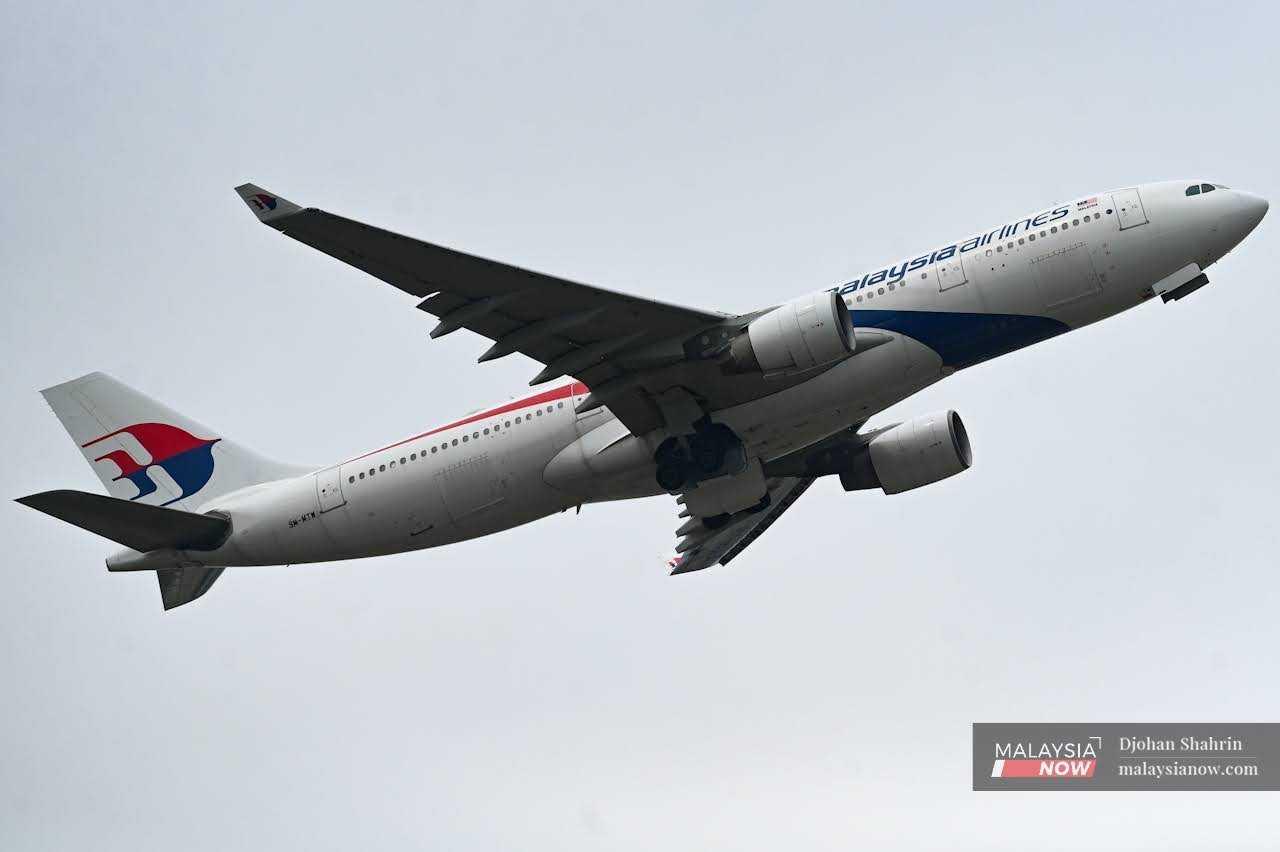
[179,180,1267,569]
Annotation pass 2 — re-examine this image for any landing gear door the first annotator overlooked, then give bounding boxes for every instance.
[316,466,347,513]
[936,255,967,292]
[1112,188,1149,230]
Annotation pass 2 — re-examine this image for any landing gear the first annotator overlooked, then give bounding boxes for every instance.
[655,459,689,492]
[653,423,745,492]
[654,437,690,492]
[689,432,727,475]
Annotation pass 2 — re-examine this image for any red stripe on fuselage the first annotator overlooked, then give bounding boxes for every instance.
[344,381,587,465]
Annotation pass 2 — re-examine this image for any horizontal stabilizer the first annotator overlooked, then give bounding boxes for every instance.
[16,490,230,553]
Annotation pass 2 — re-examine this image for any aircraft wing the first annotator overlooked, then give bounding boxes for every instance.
[235,183,739,435]
[667,475,815,575]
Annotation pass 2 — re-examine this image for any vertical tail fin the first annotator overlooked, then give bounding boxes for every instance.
[41,372,305,512]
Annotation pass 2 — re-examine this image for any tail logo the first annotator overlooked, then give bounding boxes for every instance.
[249,193,277,211]
[84,423,220,505]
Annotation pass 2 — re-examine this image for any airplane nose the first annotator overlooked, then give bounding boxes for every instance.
[1237,191,1269,232]
[1215,190,1269,254]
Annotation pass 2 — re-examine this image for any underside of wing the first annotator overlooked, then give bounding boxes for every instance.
[234,183,849,438]
[667,475,815,575]
[235,183,741,433]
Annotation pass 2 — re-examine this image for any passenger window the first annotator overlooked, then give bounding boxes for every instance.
[1018,238,1025,245]
[380,464,386,472]
[369,468,375,476]
[389,460,395,468]
[1039,230,1046,237]
[348,476,355,483]
[1072,219,1079,226]
[1201,183,1215,193]
[400,457,406,464]
[1051,226,1058,233]
[472,431,479,438]
[536,410,542,416]
[410,453,416,461]
[359,472,365,480]
[505,420,511,427]
[431,446,437,453]
[1007,242,1014,249]
[996,245,1003,253]
[856,295,863,302]
[483,428,490,435]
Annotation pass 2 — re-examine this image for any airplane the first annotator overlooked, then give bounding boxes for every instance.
[17,180,1267,609]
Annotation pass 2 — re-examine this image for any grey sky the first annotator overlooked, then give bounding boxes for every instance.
[3,1,1279,848]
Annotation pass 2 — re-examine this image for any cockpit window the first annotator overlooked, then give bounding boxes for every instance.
[1201,183,1216,193]
[1186,184,1201,196]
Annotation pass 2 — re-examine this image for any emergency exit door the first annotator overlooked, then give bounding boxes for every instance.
[936,254,967,292]
[315,466,347,512]
[1112,188,1149,230]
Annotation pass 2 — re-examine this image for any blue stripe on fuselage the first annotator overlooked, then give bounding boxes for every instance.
[852,309,1069,369]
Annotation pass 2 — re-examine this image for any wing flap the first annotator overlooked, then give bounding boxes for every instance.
[668,476,815,575]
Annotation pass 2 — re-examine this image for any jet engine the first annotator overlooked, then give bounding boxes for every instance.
[839,411,973,494]
[726,290,855,375]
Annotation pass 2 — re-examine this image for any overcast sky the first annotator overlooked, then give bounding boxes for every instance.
[3,2,1279,849]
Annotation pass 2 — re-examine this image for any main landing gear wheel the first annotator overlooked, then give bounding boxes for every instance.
[654,437,690,492]
[656,459,688,492]
[689,433,727,475]
[653,425,746,492]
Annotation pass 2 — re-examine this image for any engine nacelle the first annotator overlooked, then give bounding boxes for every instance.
[726,290,855,375]
[841,411,973,495]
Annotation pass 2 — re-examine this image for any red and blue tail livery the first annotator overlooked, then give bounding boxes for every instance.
[83,423,220,505]
[234,182,300,222]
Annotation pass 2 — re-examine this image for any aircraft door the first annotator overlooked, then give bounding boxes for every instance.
[1112,188,1149,230]
[936,255,967,291]
[315,466,347,512]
